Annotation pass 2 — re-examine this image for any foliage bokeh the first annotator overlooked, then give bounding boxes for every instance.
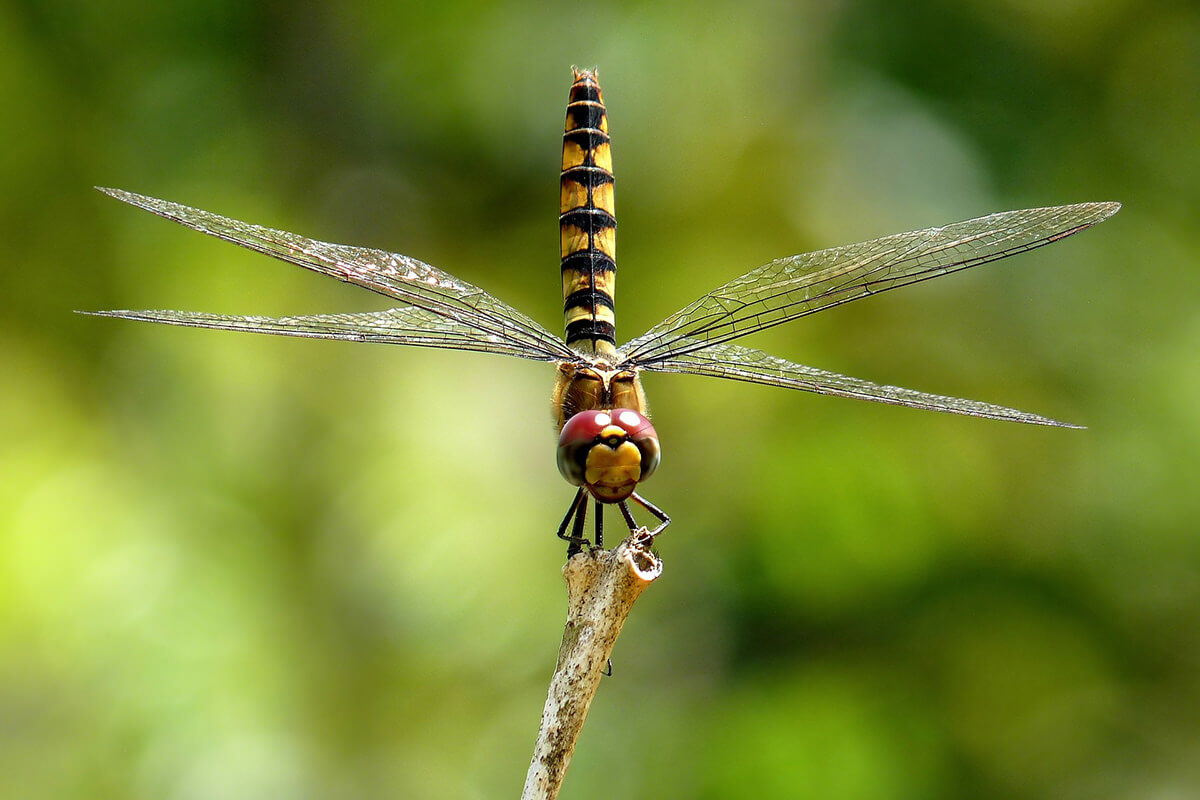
[2,0,1198,797]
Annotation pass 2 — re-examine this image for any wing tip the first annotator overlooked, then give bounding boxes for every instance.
[1038,417,1087,430]
[95,186,154,209]
[76,309,162,322]
[1090,200,1122,222]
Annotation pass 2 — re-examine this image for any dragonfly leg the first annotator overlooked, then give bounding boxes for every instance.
[631,492,671,538]
[570,497,590,556]
[594,498,604,550]
[556,488,590,556]
[617,500,638,532]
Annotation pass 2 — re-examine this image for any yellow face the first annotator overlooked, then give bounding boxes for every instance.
[584,430,643,502]
[552,362,647,429]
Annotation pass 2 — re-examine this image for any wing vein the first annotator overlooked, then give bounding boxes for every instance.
[620,203,1119,365]
[96,188,576,362]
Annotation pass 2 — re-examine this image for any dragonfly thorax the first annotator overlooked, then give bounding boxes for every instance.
[552,361,646,430]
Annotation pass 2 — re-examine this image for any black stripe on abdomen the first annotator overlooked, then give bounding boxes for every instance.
[569,82,602,104]
[559,206,616,231]
[566,319,616,345]
[564,288,615,312]
[560,249,616,275]
[561,165,614,188]
[567,102,607,131]
[563,128,610,152]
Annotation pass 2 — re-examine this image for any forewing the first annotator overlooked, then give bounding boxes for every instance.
[96,188,575,362]
[647,341,1081,427]
[84,306,561,361]
[621,203,1120,365]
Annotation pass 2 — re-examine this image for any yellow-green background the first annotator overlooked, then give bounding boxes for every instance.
[3,0,1197,797]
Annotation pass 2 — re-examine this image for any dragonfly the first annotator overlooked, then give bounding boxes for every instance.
[88,68,1120,555]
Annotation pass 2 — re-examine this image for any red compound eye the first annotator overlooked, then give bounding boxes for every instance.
[556,410,613,486]
[612,409,660,481]
[609,408,656,439]
[556,409,661,488]
[559,409,614,445]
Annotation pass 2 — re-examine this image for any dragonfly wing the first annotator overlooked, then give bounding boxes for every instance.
[96,188,576,362]
[83,306,563,362]
[621,202,1120,364]
[644,341,1082,427]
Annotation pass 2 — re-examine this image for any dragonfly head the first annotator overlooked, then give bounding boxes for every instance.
[553,361,646,429]
[556,408,660,503]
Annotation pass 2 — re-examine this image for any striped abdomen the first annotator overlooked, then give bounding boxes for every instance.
[560,69,617,357]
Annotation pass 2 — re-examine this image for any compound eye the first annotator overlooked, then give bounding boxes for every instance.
[556,410,614,485]
[611,409,660,480]
[635,435,660,480]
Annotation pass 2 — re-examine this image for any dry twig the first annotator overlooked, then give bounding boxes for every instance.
[521,534,663,799]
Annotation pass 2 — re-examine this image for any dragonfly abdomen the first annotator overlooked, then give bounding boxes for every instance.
[560,68,617,357]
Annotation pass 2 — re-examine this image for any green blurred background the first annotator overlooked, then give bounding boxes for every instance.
[3,0,1198,797]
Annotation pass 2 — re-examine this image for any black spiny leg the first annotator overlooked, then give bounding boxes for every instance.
[556,488,589,556]
[618,499,638,532]
[617,493,672,546]
[594,498,604,550]
[570,496,589,555]
[631,492,671,537]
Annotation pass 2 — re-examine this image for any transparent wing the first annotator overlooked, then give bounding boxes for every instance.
[621,203,1120,365]
[648,341,1081,427]
[83,306,559,361]
[94,188,576,362]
